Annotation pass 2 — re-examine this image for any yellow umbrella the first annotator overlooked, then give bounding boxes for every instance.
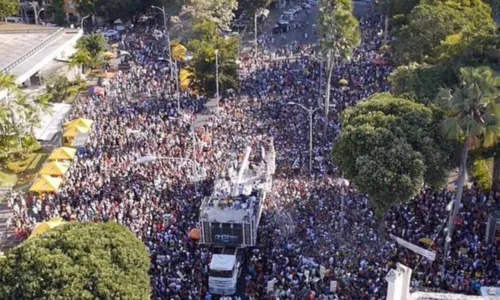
[419,237,433,246]
[65,118,94,129]
[30,175,63,193]
[339,79,349,86]
[63,126,90,138]
[172,43,187,61]
[103,51,117,59]
[179,69,192,90]
[39,161,71,177]
[29,217,65,239]
[49,147,77,161]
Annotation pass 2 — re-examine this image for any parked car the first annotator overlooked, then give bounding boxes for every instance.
[273,20,290,34]
[302,3,312,9]
[103,29,119,37]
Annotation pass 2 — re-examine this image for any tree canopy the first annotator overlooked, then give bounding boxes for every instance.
[392,0,496,65]
[0,222,151,300]
[182,0,238,32]
[0,0,18,20]
[188,18,239,94]
[76,34,108,57]
[388,62,458,105]
[333,94,455,217]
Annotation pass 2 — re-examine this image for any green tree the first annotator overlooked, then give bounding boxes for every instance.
[438,67,500,265]
[0,0,18,20]
[388,62,459,104]
[333,93,454,218]
[188,18,239,94]
[318,0,361,134]
[46,75,71,103]
[239,0,270,13]
[69,48,93,73]
[49,0,67,26]
[376,0,419,45]
[183,0,238,31]
[393,0,495,65]
[77,34,107,57]
[0,222,151,300]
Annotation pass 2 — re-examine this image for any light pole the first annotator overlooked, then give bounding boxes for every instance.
[215,49,220,104]
[29,2,40,25]
[254,8,269,57]
[80,15,90,29]
[36,8,44,25]
[287,102,320,173]
[152,5,174,79]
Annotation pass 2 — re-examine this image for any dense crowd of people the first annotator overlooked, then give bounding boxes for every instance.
[4,10,499,300]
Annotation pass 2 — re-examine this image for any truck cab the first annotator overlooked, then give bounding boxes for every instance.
[208,248,243,295]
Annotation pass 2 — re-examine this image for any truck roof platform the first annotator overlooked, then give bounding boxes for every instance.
[210,255,236,271]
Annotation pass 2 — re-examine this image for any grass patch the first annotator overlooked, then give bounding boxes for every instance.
[6,154,37,174]
[0,170,18,188]
[3,152,49,191]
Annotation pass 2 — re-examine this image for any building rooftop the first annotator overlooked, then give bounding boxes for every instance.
[0,31,54,71]
[0,23,82,87]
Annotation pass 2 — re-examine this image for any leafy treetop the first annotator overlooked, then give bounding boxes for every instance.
[0,222,151,300]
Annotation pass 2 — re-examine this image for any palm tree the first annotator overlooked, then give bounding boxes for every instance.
[76,34,107,57]
[69,48,92,74]
[0,73,20,98]
[318,0,361,134]
[438,66,500,271]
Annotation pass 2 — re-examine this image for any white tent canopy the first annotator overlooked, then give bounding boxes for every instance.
[34,103,72,142]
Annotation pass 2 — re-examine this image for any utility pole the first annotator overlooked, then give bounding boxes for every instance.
[254,9,269,57]
[29,2,39,25]
[287,102,320,173]
[215,49,220,104]
[152,6,173,79]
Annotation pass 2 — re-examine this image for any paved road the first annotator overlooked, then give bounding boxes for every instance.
[243,1,375,54]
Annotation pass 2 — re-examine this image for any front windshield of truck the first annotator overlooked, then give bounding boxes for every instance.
[209,269,234,278]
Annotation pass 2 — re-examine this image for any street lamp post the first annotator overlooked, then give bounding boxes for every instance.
[287,102,320,173]
[80,15,90,29]
[152,6,173,80]
[215,49,220,104]
[254,8,269,57]
[29,2,40,25]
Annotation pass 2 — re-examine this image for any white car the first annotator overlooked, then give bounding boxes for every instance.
[302,3,311,8]
[103,29,119,37]
[294,5,303,11]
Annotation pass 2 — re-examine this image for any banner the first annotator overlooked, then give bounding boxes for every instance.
[390,234,437,261]
[330,281,337,293]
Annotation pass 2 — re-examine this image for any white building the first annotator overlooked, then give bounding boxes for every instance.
[386,264,499,300]
[0,22,83,100]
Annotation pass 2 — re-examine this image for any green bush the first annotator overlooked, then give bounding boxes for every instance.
[471,158,492,191]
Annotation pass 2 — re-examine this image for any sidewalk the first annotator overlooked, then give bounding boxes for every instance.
[0,202,18,254]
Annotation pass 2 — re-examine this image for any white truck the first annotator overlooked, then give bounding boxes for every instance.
[199,140,275,295]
